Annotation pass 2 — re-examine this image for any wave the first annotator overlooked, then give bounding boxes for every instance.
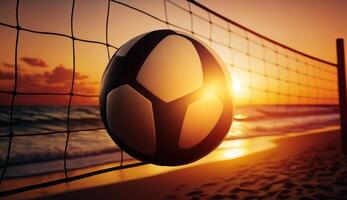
[0,145,120,167]
[234,105,339,122]
[0,105,341,177]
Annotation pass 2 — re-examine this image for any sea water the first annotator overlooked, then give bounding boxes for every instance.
[0,105,340,178]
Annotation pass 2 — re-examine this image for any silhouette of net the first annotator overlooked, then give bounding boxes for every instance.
[0,0,338,196]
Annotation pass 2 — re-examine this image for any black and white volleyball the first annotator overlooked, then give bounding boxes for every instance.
[100,29,233,166]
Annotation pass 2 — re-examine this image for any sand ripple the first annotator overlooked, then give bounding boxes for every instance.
[166,142,347,199]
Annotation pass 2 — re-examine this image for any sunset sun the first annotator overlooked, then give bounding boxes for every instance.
[232,77,242,95]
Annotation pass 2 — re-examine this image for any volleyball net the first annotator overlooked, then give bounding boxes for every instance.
[0,0,339,196]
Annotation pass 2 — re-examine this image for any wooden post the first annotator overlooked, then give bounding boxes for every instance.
[337,38,347,154]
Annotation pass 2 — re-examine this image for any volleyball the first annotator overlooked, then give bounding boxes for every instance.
[100,29,233,166]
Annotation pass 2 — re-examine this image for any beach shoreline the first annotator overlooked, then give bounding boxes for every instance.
[1,126,345,199]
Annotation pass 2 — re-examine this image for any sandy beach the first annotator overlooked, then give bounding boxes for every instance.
[1,128,346,199]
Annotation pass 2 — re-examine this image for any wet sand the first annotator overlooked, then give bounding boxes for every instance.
[36,129,347,200]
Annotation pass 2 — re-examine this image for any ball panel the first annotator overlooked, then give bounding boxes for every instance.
[106,85,156,155]
[116,33,147,57]
[178,94,223,149]
[136,35,203,103]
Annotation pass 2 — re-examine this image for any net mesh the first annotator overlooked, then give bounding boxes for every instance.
[0,0,338,196]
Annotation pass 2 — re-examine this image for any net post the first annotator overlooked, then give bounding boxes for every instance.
[337,38,347,154]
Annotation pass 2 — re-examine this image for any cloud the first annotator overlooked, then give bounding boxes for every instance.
[21,57,48,67]
[0,59,98,104]
[2,62,16,68]
[44,65,88,84]
[0,64,96,94]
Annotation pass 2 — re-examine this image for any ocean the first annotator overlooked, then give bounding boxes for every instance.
[0,105,340,178]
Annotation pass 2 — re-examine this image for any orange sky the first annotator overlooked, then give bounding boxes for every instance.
[0,0,344,105]
[200,0,347,63]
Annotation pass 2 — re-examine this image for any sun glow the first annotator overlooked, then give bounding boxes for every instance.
[232,78,242,95]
